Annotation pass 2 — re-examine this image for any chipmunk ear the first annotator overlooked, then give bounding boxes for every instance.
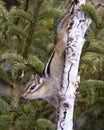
[35,74,41,84]
[30,75,35,81]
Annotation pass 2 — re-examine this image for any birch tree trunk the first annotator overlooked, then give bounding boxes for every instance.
[57,0,91,130]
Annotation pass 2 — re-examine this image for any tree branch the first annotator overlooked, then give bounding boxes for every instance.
[57,0,91,130]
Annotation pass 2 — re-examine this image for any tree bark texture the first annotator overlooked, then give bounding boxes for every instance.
[57,0,91,130]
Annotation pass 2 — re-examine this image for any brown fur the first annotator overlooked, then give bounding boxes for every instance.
[23,11,73,108]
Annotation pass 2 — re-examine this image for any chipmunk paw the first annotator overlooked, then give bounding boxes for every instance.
[59,92,66,100]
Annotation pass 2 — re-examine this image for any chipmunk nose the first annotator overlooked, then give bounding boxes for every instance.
[22,94,27,99]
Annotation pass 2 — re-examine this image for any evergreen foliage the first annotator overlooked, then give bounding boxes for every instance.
[0,0,64,129]
[80,4,100,27]
[75,1,104,129]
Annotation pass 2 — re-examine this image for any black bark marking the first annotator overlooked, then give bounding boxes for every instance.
[63,103,69,108]
[65,63,73,94]
[60,109,67,130]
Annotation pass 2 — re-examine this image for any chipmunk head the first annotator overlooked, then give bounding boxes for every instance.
[22,74,47,99]
[22,74,61,108]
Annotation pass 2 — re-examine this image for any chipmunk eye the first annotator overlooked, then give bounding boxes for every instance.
[30,85,35,90]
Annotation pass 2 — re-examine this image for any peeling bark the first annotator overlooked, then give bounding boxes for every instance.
[57,0,91,130]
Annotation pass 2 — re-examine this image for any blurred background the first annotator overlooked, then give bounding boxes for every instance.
[0,0,104,130]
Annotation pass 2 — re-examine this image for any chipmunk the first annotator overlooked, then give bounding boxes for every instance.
[22,11,74,109]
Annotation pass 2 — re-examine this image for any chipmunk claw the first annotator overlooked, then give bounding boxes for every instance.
[59,92,66,100]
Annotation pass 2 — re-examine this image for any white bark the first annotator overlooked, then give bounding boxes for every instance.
[57,0,91,130]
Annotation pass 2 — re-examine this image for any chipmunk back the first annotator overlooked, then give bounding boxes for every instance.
[43,12,73,84]
[43,29,67,86]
